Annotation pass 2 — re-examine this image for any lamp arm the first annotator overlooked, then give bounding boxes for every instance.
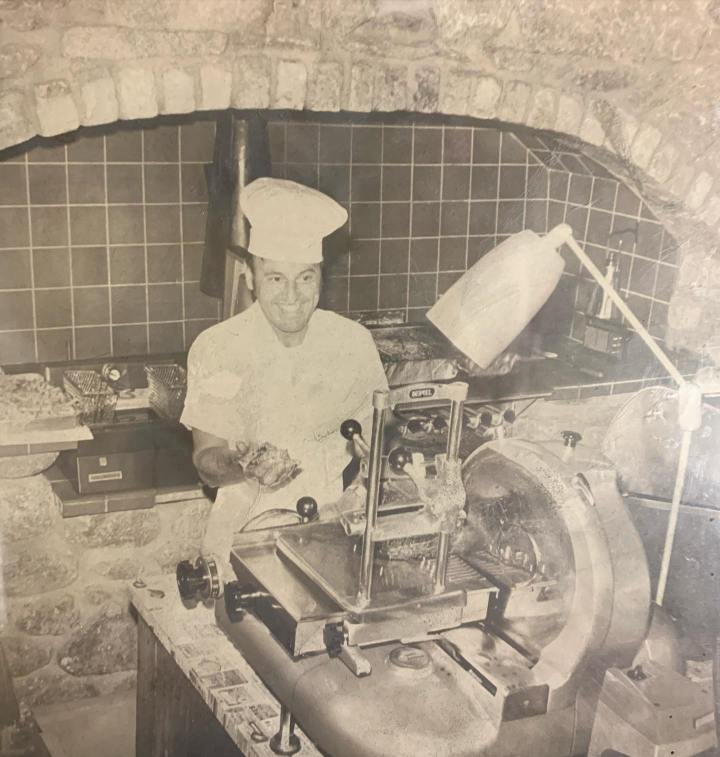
[548,225,702,609]
[558,228,685,387]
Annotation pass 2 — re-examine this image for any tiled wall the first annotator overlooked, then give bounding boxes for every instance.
[0,115,219,366]
[268,116,678,342]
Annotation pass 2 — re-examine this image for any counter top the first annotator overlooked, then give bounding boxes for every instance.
[131,575,321,757]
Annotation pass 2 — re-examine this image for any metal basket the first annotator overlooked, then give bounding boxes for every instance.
[145,364,187,421]
[62,369,117,424]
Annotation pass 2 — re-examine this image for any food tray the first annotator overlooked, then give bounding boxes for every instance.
[0,373,79,435]
[63,369,117,424]
[145,364,187,421]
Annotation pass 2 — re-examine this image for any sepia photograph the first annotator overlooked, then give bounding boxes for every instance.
[0,1,719,755]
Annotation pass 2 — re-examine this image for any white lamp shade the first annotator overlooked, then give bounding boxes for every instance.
[426,229,566,368]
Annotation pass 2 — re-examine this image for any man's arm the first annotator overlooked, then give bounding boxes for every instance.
[191,428,246,488]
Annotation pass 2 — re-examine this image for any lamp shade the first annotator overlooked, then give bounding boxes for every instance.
[426,229,566,368]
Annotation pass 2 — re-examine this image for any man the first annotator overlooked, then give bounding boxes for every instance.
[181,178,388,558]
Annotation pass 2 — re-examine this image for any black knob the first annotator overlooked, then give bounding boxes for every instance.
[503,409,516,424]
[432,415,447,431]
[224,581,260,622]
[177,558,207,602]
[562,430,582,448]
[296,496,318,522]
[480,411,493,427]
[388,447,412,473]
[340,419,362,440]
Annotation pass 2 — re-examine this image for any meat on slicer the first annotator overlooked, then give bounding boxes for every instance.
[176,381,716,757]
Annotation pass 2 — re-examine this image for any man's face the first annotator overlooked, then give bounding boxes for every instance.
[247,256,322,335]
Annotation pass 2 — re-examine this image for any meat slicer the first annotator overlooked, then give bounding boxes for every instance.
[176,379,716,757]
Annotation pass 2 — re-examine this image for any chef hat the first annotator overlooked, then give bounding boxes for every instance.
[239,177,348,264]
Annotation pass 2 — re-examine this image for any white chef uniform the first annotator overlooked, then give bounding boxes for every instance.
[180,178,388,562]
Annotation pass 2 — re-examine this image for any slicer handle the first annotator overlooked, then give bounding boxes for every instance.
[296,496,318,523]
[340,419,362,440]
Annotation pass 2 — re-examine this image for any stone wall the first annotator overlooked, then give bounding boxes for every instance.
[1,1,720,354]
[0,463,211,707]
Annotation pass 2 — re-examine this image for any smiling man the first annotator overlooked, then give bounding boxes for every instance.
[180,178,388,555]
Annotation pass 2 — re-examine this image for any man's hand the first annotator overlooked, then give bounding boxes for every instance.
[192,444,246,488]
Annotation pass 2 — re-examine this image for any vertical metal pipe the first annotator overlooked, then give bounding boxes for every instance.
[357,390,388,605]
[269,704,300,755]
[434,532,451,592]
[446,398,464,462]
[434,396,464,593]
[656,428,693,606]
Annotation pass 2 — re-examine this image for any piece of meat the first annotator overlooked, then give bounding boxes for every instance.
[235,441,299,488]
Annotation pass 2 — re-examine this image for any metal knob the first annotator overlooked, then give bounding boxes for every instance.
[296,496,318,523]
[562,430,582,448]
[340,419,362,440]
[388,447,412,473]
[176,556,219,605]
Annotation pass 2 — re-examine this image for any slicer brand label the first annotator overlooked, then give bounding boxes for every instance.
[88,470,123,482]
[410,387,435,399]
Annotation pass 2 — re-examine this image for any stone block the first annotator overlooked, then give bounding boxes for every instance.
[666,162,696,198]
[266,0,322,48]
[498,80,531,124]
[307,61,343,112]
[161,67,195,114]
[374,64,407,111]
[232,56,271,109]
[0,89,34,150]
[169,499,213,539]
[440,70,473,116]
[78,70,119,126]
[62,27,227,59]
[64,510,161,548]
[34,80,79,137]
[14,667,99,708]
[173,0,266,33]
[199,63,232,111]
[700,196,720,227]
[274,59,308,110]
[0,43,40,79]
[410,66,440,113]
[579,111,606,147]
[153,538,205,573]
[667,300,702,331]
[115,67,158,119]
[91,557,141,581]
[630,124,662,171]
[348,62,374,111]
[555,93,584,135]
[647,141,679,184]
[0,452,57,478]
[58,610,136,676]
[0,476,58,543]
[686,171,714,211]
[526,88,557,131]
[10,593,80,636]
[4,544,79,597]
[2,636,52,677]
[467,75,502,119]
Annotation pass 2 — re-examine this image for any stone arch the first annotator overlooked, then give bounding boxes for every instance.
[1,0,719,353]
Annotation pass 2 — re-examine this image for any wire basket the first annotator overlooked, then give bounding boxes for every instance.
[62,369,118,424]
[145,364,187,421]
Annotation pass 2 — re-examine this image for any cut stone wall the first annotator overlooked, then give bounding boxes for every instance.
[1,1,720,354]
[0,467,211,707]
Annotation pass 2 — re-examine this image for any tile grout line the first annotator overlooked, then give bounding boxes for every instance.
[140,129,150,354]
[405,125,416,322]
[347,125,353,313]
[178,125,187,349]
[464,127,474,271]
[377,126,383,312]
[24,152,38,362]
[493,134,502,255]
[103,134,114,356]
[64,143,76,361]
[435,125,445,304]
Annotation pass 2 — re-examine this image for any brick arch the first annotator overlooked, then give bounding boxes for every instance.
[0,2,719,354]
